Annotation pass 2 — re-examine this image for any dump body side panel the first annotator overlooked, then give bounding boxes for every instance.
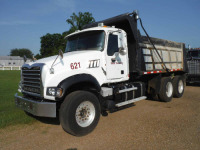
[139,36,186,73]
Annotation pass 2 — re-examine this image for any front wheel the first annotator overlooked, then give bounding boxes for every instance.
[59,91,100,136]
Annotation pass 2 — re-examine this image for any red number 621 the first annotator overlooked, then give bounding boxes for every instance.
[70,62,81,70]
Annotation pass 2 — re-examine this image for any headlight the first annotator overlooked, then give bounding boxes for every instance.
[47,87,63,97]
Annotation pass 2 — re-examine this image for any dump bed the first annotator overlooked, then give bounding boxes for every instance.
[84,12,188,74]
[139,36,185,74]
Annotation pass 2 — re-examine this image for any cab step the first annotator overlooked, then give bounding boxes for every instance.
[115,96,147,107]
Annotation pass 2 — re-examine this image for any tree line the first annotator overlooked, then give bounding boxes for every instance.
[10,12,95,59]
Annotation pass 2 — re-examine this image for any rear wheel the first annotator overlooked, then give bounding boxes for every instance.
[59,91,100,136]
[158,77,173,102]
[173,76,184,98]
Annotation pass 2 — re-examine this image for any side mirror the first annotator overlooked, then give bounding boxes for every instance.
[23,55,27,63]
[59,49,63,59]
[119,47,127,55]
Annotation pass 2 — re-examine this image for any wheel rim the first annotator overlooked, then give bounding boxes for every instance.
[178,80,184,94]
[75,101,95,127]
[166,82,173,97]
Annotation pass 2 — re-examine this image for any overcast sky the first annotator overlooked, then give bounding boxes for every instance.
[0,0,199,56]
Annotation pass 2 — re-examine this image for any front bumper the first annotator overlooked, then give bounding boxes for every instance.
[15,93,56,118]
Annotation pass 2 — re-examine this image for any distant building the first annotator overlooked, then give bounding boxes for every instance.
[0,56,31,70]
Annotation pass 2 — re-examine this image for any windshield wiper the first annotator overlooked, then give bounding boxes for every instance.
[66,50,75,53]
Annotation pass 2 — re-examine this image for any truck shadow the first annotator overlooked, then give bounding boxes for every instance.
[26,112,60,125]
[34,116,60,125]
[109,103,135,114]
[102,97,161,116]
[186,82,200,87]
[144,95,162,102]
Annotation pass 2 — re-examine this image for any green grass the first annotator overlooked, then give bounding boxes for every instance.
[0,71,36,129]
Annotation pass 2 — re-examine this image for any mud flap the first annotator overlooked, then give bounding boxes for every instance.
[148,74,161,94]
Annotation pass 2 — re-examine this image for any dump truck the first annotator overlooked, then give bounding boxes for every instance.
[187,49,200,83]
[15,11,188,136]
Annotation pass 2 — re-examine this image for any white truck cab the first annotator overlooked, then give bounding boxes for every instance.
[23,25,129,100]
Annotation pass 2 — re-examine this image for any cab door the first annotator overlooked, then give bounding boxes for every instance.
[106,32,128,80]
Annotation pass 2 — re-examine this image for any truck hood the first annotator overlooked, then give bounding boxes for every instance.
[28,50,102,68]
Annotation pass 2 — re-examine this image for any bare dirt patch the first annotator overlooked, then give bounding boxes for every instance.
[0,86,200,150]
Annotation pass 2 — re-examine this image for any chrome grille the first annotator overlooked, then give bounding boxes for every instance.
[22,66,42,97]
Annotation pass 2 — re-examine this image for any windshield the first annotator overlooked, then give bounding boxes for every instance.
[65,30,105,52]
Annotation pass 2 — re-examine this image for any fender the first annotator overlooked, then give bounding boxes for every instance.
[57,74,101,100]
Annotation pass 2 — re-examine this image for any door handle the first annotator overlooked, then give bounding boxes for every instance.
[111,58,116,63]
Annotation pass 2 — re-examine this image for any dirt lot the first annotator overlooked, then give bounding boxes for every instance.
[0,85,200,150]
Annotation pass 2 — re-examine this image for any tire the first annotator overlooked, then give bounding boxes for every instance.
[172,76,184,98]
[158,77,173,102]
[59,91,100,136]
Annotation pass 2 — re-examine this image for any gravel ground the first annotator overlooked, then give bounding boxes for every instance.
[0,85,200,150]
